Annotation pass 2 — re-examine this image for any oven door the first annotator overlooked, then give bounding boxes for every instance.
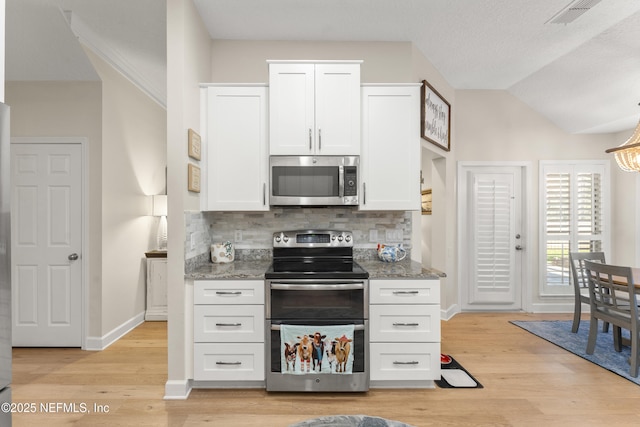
[265,279,369,392]
[266,320,368,392]
[266,281,367,320]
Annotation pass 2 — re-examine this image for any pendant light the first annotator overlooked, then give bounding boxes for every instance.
[606,106,640,172]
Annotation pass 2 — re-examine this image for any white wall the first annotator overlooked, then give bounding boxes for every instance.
[6,81,103,336]
[209,40,414,83]
[83,48,167,336]
[1,0,4,102]
[166,0,211,399]
[455,89,630,309]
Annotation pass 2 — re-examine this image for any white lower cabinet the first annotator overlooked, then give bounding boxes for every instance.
[369,279,441,386]
[193,280,265,384]
[145,255,167,321]
[370,342,440,381]
[194,343,265,381]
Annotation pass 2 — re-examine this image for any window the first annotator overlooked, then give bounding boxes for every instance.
[539,161,610,296]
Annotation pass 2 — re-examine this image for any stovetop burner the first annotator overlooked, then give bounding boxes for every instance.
[265,229,369,280]
[265,260,369,280]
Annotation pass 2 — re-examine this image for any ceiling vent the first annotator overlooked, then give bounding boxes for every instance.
[546,0,602,24]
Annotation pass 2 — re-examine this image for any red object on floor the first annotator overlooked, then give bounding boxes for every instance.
[440,354,452,364]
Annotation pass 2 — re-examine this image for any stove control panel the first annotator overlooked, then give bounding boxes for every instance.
[273,230,354,248]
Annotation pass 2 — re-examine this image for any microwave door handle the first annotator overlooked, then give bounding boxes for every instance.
[339,165,344,197]
[363,182,366,205]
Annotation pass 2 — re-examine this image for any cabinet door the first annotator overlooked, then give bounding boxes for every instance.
[204,86,268,210]
[314,64,361,155]
[194,305,264,343]
[370,342,440,381]
[370,279,440,305]
[194,280,264,305]
[269,64,315,155]
[361,85,420,210]
[146,258,167,320]
[194,343,265,381]
[370,304,440,342]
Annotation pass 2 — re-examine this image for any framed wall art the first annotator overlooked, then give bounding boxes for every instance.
[187,128,201,160]
[421,80,451,152]
[188,163,201,193]
[421,189,432,215]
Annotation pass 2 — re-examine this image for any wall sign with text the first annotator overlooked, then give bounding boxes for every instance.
[421,80,451,152]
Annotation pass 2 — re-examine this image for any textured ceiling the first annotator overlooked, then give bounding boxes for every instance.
[5,0,166,100]
[5,0,640,134]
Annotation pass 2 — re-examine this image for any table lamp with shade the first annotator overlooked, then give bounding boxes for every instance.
[152,194,167,251]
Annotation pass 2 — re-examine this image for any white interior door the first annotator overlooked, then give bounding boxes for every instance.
[11,142,83,346]
[459,165,525,310]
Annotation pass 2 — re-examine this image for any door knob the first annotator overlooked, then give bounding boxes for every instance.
[68,253,79,261]
[515,245,523,251]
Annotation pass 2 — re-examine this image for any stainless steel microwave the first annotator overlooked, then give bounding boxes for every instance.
[270,156,359,206]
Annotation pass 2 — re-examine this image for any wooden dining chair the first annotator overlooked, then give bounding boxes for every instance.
[583,260,640,377]
[569,252,607,333]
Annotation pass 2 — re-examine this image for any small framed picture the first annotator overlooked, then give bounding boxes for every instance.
[188,128,201,160]
[421,80,451,152]
[188,164,201,193]
[421,189,432,215]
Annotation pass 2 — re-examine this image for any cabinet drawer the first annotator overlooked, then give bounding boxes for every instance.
[194,305,264,343]
[194,280,264,305]
[369,279,440,304]
[194,343,265,381]
[370,305,440,342]
[370,342,440,381]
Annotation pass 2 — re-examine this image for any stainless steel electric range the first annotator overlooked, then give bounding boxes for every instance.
[265,230,369,392]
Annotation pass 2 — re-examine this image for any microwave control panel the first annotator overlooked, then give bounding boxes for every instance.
[344,166,358,197]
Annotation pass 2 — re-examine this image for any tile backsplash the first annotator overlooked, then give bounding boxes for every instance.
[185,208,412,264]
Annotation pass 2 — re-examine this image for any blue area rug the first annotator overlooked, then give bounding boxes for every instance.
[510,320,639,385]
[289,415,414,427]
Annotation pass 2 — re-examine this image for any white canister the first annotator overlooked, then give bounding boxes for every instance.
[211,241,234,263]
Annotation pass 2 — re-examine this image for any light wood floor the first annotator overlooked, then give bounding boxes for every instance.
[11,312,640,427]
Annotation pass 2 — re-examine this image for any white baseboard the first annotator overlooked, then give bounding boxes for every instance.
[530,302,581,314]
[84,311,145,351]
[441,304,460,321]
[164,380,192,400]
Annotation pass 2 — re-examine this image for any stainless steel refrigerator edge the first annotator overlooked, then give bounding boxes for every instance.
[0,102,12,425]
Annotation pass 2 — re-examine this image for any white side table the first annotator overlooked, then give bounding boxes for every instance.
[145,251,167,321]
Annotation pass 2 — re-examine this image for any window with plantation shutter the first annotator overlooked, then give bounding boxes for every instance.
[540,161,609,296]
[466,169,521,306]
[474,176,513,293]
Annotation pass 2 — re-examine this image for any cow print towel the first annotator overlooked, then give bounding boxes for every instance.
[280,324,355,375]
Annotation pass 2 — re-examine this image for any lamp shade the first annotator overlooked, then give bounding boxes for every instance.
[152,195,167,217]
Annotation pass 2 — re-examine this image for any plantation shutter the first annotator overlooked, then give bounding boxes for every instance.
[470,173,516,304]
[540,162,609,296]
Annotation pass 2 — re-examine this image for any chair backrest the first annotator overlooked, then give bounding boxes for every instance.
[569,252,606,293]
[583,260,639,322]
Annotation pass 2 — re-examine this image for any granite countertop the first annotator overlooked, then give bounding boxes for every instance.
[185,258,444,281]
[357,259,445,280]
[186,259,271,280]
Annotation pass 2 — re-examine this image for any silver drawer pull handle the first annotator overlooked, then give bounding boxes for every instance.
[393,291,419,295]
[215,323,242,327]
[215,361,242,366]
[393,322,419,327]
[215,291,242,295]
[393,361,419,365]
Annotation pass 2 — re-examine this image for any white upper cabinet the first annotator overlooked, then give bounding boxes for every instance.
[269,61,361,155]
[360,84,421,211]
[201,85,269,211]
